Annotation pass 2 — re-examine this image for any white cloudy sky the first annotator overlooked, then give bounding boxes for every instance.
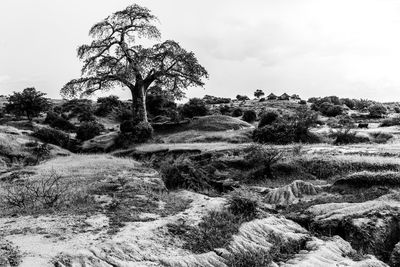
[1,0,400,101]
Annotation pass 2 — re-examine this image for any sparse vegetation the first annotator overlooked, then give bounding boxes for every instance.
[331,128,369,145]
[2,171,75,212]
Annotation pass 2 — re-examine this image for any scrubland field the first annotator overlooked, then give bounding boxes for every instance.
[2,95,400,267]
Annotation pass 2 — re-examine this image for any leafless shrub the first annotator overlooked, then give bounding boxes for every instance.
[2,171,71,210]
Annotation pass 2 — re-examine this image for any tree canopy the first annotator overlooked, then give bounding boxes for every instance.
[5,87,50,120]
[61,4,208,123]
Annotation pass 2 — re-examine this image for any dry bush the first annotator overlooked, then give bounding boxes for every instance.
[2,171,73,211]
[0,241,21,267]
[227,189,259,220]
[244,144,283,180]
[330,128,369,145]
[369,131,393,143]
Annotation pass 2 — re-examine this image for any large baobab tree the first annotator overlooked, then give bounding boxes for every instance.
[61,4,208,123]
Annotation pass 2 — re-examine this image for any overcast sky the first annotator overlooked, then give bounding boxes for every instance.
[1,0,400,101]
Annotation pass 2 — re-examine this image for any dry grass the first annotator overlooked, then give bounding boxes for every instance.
[295,154,400,180]
[159,128,252,144]
[184,115,253,132]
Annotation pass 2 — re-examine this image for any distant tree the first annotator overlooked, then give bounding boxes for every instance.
[60,4,208,124]
[5,87,50,120]
[368,104,387,118]
[236,95,250,101]
[254,89,265,99]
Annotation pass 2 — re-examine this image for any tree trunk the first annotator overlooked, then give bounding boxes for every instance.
[130,83,148,123]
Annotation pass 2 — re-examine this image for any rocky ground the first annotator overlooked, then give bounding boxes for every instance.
[2,112,400,266]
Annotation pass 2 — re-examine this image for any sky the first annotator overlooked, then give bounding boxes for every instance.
[1,0,400,101]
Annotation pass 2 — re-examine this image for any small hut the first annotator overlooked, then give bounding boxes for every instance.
[267,93,277,100]
[291,94,300,100]
[278,93,290,100]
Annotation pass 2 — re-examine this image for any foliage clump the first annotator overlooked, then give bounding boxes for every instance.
[242,110,257,123]
[0,241,22,267]
[253,107,320,144]
[368,104,387,118]
[330,128,369,145]
[180,98,209,118]
[32,127,70,148]
[231,108,243,117]
[95,95,122,116]
[5,87,51,120]
[76,121,104,141]
[258,111,278,128]
[115,121,153,148]
[44,111,75,131]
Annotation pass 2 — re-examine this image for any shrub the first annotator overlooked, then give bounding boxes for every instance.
[395,107,400,113]
[232,108,243,117]
[0,241,22,267]
[354,99,373,111]
[244,144,283,180]
[115,104,133,122]
[76,122,104,141]
[180,98,208,118]
[337,115,355,128]
[44,112,75,131]
[181,209,244,253]
[160,158,211,191]
[61,99,94,118]
[340,98,355,109]
[380,117,400,127]
[224,249,272,267]
[331,128,369,145]
[115,121,153,147]
[3,171,70,210]
[236,95,250,101]
[368,104,387,118]
[95,95,121,116]
[253,107,320,144]
[242,110,257,123]
[299,100,307,105]
[78,110,96,122]
[31,142,51,164]
[369,131,393,143]
[254,89,265,99]
[318,102,343,117]
[32,127,70,148]
[146,90,177,117]
[203,95,231,104]
[259,111,278,128]
[219,105,233,115]
[228,190,258,220]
